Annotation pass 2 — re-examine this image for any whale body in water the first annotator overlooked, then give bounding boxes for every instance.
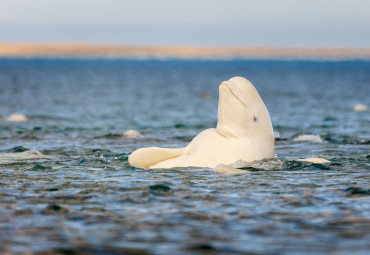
[129,77,275,169]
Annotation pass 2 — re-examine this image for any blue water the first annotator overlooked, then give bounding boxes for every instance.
[0,58,369,254]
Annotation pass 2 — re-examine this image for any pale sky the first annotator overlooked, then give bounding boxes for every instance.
[0,0,369,47]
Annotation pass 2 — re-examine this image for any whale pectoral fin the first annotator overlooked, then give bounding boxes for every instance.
[149,155,195,169]
[128,147,186,168]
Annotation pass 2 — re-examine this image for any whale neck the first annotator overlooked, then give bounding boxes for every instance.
[216,103,250,138]
[216,121,248,138]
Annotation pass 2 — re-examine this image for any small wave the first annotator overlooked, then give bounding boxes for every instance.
[96,133,128,139]
[345,187,370,196]
[96,130,142,139]
[323,135,370,145]
[0,146,30,153]
[293,134,323,143]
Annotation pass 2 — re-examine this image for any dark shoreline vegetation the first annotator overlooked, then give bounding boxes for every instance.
[0,58,369,254]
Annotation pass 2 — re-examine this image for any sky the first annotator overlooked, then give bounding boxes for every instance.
[0,0,369,47]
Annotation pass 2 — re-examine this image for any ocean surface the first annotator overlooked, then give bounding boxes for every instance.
[0,58,369,255]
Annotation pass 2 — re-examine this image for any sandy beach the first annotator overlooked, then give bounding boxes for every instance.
[1,42,370,59]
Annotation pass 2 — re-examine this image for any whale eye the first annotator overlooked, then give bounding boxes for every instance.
[253,116,258,122]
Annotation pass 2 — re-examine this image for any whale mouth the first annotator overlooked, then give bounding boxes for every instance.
[221,82,247,108]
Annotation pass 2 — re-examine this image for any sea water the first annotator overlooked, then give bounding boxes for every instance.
[0,58,369,254]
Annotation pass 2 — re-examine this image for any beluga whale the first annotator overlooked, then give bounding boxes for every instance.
[129,76,275,169]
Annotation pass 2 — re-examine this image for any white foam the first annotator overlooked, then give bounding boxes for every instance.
[215,158,287,171]
[274,131,281,139]
[293,134,323,143]
[0,150,52,164]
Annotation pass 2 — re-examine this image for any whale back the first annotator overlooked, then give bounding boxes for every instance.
[217,77,274,141]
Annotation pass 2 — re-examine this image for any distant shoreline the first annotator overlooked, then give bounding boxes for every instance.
[1,42,370,60]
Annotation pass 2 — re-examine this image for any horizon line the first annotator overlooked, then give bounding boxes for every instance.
[1,42,370,60]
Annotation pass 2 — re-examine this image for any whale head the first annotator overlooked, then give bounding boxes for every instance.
[216,77,274,141]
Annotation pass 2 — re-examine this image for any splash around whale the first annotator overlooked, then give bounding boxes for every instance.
[129,77,275,169]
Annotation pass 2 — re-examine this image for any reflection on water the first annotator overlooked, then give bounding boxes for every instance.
[0,59,369,254]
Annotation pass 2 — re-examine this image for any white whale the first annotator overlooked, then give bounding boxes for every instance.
[123,129,142,138]
[6,113,28,122]
[129,77,275,169]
